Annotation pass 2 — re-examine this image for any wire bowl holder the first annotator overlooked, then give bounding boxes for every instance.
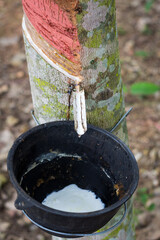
[29,108,132,238]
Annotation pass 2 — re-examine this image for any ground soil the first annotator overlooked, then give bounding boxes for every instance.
[0,0,160,240]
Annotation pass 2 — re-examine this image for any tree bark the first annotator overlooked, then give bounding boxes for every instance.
[22,0,135,239]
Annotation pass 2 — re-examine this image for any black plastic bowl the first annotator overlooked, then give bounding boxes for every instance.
[7,121,139,237]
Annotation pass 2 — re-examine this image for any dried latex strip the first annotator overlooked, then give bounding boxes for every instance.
[73,83,87,137]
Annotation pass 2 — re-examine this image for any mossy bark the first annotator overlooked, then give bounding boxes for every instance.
[23,0,135,239]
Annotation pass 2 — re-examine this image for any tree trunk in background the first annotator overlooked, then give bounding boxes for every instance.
[22,0,135,239]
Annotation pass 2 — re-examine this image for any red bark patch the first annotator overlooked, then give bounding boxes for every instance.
[22,0,81,63]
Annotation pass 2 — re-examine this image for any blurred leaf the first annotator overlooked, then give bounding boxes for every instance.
[145,0,155,12]
[147,203,156,211]
[142,25,153,35]
[131,82,160,96]
[136,188,148,205]
[140,193,149,205]
[118,27,127,36]
[135,50,151,59]
[137,187,148,194]
[123,84,128,93]
[136,188,155,211]
[0,174,8,189]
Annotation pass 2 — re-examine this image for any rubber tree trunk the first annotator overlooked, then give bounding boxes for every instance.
[22,0,135,239]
